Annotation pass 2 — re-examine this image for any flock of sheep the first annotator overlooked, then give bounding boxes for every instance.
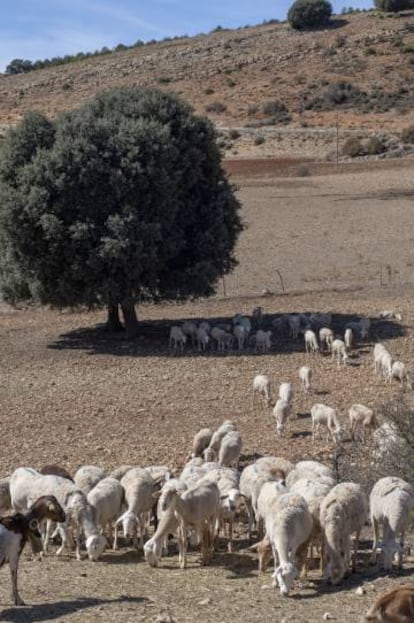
[1,306,412,621]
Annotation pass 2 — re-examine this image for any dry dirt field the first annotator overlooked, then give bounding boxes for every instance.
[1,158,414,622]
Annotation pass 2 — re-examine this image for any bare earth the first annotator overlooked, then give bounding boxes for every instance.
[1,159,414,621]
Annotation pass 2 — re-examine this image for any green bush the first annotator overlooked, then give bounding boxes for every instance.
[288,0,333,30]
[401,124,414,142]
[366,136,386,154]
[374,0,413,11]
[342,137,365,157]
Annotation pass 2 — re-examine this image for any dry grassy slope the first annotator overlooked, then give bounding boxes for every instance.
[2,11,414,157]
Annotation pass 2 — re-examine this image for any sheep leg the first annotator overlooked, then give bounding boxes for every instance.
[398,532,405,569]
[371,517,380,564]
[113,520,120,551]
[352,531,360,573]
[56,525,72,557]
[9,557,25,606]
[227,518,233,553]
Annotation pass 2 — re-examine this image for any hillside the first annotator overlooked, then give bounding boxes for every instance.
[2,11,414,158]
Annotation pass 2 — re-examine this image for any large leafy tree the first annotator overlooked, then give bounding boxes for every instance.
[0,88,243,336]
[288,0,333,29]
[374,0,413,11]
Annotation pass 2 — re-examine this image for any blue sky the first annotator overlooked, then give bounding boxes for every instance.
[0,0,372,72]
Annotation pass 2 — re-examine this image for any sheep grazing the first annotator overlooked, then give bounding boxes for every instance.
[331,339,348,365]
[365,585,414,622]
[109,465,134,481]
[320,482,369,585]
[181,321,197,347]
[255,479,287,544]
[10,468,106,561]
[0,478,11,517]
[115,467,155,550]
[191,428,214,458]
[305,329,319,354]
[344,328,353,351]
[160,480,220,568]
[346,319,370,340]
[87,477,124,546]
[311,404,343,444]
[0,495,65,606]
[202,466,241,552]
[196,327,210,351]
[234,324,247,351]
[74,465,106,495]
[379,310,402,321]
[373,343,389,375]
[349,404,377,442]
[273,399,290,437]
[218,431,242,468]
[288,315,301,340]
[208,421,236,455]
[264,492,313,596]
[169,326,187,353]
[391,361,412,389]
[255,330,272,353]
[218,331,234,352]
[370,477,414,571]
[144,478,187,567]
[278,382,294,405]
[380,351,394,381]
[298,366,312,393]
[252,374,271,407]
[319,327,333,353]
[286,460,336,488]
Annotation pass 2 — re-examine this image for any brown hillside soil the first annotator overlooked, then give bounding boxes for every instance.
[1,159,414,620]
[3,12,414,158]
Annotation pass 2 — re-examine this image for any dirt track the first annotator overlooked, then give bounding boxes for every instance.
[1,158,414,621]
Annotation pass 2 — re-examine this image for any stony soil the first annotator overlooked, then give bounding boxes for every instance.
[1,158,414,621]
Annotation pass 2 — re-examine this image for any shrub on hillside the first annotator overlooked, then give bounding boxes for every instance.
[205,101,227,114]
[401,124,414,142]
[288,0,333,30]
[374,0,413,11]
[366,136,386,154]
[342,137,365,157]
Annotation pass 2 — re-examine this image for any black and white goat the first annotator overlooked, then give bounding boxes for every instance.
[0,495,65,605]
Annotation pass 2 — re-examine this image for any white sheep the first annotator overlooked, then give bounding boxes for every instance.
[255,479,287,543]
[298,366,312,393]
[191,428,214,458]
[144,478,186,567]
[346,319,369,340]
[379,310,402,321]
[218,430,242,468]
[208,421,236,455]
[305,329,319,354]
[319,327,333,353]
[273,399,290,437]
[10,468,106,561]
[240,457,291,539]
[73,465,106,495]
[331,339,348,365]
[311,404,343,444]
[255,330,272,353]
[349,404,377,442]
[373,342,389,374]
[288,315,301,339]
[202,466,241,552]
[286,460,336,487]
[391,361,412,388]
[181,321,198,346]
[198,321,211,334]
[87,477,124,545]
[234,324,247,351]
[160,479,220,568]
[196,327,210,351]
[114,467,155,550]
[109,465,134,481]
[218,331,234,352]
[344,328,353,351]
[169,326,187,352]
[233,315,251,334]
[264,492,313,596]
[252,374,271,407]
[278,382,294,405]
[320,482,369,585]
[370,476,414,571]
[380,350,394,381]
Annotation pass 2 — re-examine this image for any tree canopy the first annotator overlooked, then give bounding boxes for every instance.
[374,0,413,11]
[288,0,333,29]
[0,88,243,335]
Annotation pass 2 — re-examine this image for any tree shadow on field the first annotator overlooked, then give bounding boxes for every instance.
[0,596,148,622]
[48,312,404,359]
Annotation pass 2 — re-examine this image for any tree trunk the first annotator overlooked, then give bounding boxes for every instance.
[106,302,123,332]
[121,299,139,338]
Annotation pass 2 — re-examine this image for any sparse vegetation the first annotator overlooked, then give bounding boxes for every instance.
[288,0,333,30]
[342,137,365,157]
[254,134,266,145]
[205,101,227,113]
[401,124,414,142]
[228,129,241,140]
[366,135,386,154]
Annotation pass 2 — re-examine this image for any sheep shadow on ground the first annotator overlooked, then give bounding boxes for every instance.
[48,312,404,359]
[0,596,148,622]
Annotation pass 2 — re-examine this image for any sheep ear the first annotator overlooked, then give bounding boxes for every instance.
[220,494,228,500]
[247,543,260,551]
